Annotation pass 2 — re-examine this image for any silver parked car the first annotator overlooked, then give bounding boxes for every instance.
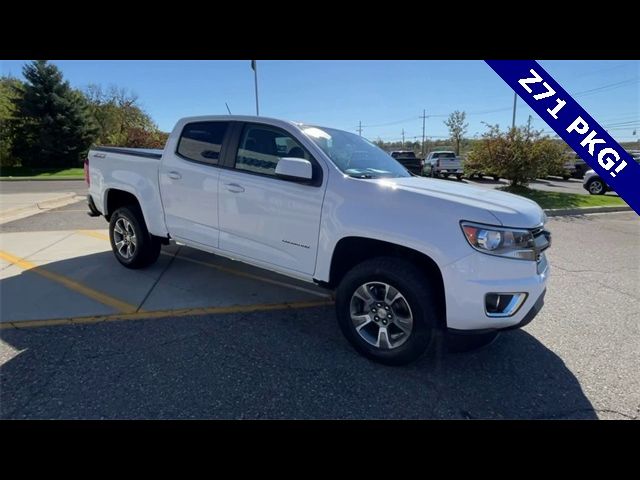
[583,150,640,195]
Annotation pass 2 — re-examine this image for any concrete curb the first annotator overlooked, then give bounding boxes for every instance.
[0,193,83,225]
[544,205,633,217]
[0,177,84,182]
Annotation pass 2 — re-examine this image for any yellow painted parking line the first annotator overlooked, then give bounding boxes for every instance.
[76,229,109,241]
[0,299,335,330]
[0,250,139,314]
[75,229,333,299]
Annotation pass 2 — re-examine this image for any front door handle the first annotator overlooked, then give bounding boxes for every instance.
[168,171,182,180]
[224,183,245,193]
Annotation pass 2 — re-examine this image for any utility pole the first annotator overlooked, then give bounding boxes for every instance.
[526,115,532,134]
[420,109,427,157]
[402,129,405,148]
[511,92,517,129]
[357,121,363,136]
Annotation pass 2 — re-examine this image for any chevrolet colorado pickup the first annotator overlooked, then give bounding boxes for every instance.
[86,115,550,365]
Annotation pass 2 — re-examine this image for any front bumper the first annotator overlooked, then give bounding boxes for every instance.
[448,288,546,335]
[441,250,549,331]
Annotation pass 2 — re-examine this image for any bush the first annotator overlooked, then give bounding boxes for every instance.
[465,124,566,187]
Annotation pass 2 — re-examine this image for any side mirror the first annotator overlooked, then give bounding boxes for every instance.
[275,157,313,181]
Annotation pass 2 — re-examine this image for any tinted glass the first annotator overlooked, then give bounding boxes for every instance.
[235,124,310,176]
[177,122,229,164]
[433,152,456,159]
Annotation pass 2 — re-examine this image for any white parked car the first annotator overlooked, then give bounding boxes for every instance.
[86,115,550,365]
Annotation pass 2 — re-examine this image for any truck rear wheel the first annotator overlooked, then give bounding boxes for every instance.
[335,257,439,366]
[109,206,161,269]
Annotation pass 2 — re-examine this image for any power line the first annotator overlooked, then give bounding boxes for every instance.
[361,116,417,128]
[360,76,638,138]
[572,78,639,98]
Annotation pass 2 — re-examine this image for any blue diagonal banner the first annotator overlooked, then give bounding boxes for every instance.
[485,60,639,216]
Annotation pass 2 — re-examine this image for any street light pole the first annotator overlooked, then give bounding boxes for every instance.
[511,92,517,129]
[252,60,260,116]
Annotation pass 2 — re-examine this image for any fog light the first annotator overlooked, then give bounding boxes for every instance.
[485,293,527,317]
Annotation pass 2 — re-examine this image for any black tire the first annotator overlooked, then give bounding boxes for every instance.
[335,257,440,366]
[443,172,450,178]
[586,177,606,195]
[562,175,570,181]
[492,175,500,181]
[446,331,500,353]
[109,205,161,269]
[456,174,463,181]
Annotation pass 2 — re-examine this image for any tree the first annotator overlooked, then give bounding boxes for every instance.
[444,110,468,155]
[11,60,98,168]
[84,84,167,148]
[0,77,24,167]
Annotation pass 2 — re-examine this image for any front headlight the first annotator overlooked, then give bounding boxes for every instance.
[461,221,537,261]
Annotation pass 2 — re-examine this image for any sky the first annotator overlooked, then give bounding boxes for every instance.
[1,60,638,142]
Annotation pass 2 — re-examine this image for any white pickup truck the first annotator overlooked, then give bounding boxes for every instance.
[424,150,464,180]
[86,115,550,365]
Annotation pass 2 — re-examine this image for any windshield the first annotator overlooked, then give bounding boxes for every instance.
[301,125,411,179]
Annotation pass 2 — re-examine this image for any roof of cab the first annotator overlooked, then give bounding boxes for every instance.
[175,115,302,129]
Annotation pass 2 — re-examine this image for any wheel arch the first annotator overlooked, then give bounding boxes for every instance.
[104,188,142,221]
[327,237,446,329]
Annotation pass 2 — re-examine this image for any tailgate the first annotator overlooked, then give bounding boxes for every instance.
[438,157,461,169]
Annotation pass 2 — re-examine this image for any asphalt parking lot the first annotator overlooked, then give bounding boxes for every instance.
[462,176,620,196]
[0,185,638,419]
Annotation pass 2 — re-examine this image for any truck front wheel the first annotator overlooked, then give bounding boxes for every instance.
[335,257,439,366]
[109,206,161,269]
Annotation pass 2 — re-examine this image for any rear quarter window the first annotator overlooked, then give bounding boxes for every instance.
[177,121,229,164]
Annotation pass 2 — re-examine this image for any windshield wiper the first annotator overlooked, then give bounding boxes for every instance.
[349,173,375,179]
[346,168,394,179]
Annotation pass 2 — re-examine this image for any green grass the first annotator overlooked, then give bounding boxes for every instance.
[0,167,84,180]
[501,186,627,210]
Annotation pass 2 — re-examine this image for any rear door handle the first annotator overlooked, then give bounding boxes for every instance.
[224,183,245,193]
[168,171,182,180]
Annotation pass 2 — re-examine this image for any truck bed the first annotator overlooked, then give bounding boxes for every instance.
[87,146,168,237]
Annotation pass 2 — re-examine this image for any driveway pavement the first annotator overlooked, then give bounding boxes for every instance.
[0,200,637,419]
[0,180,85,224]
